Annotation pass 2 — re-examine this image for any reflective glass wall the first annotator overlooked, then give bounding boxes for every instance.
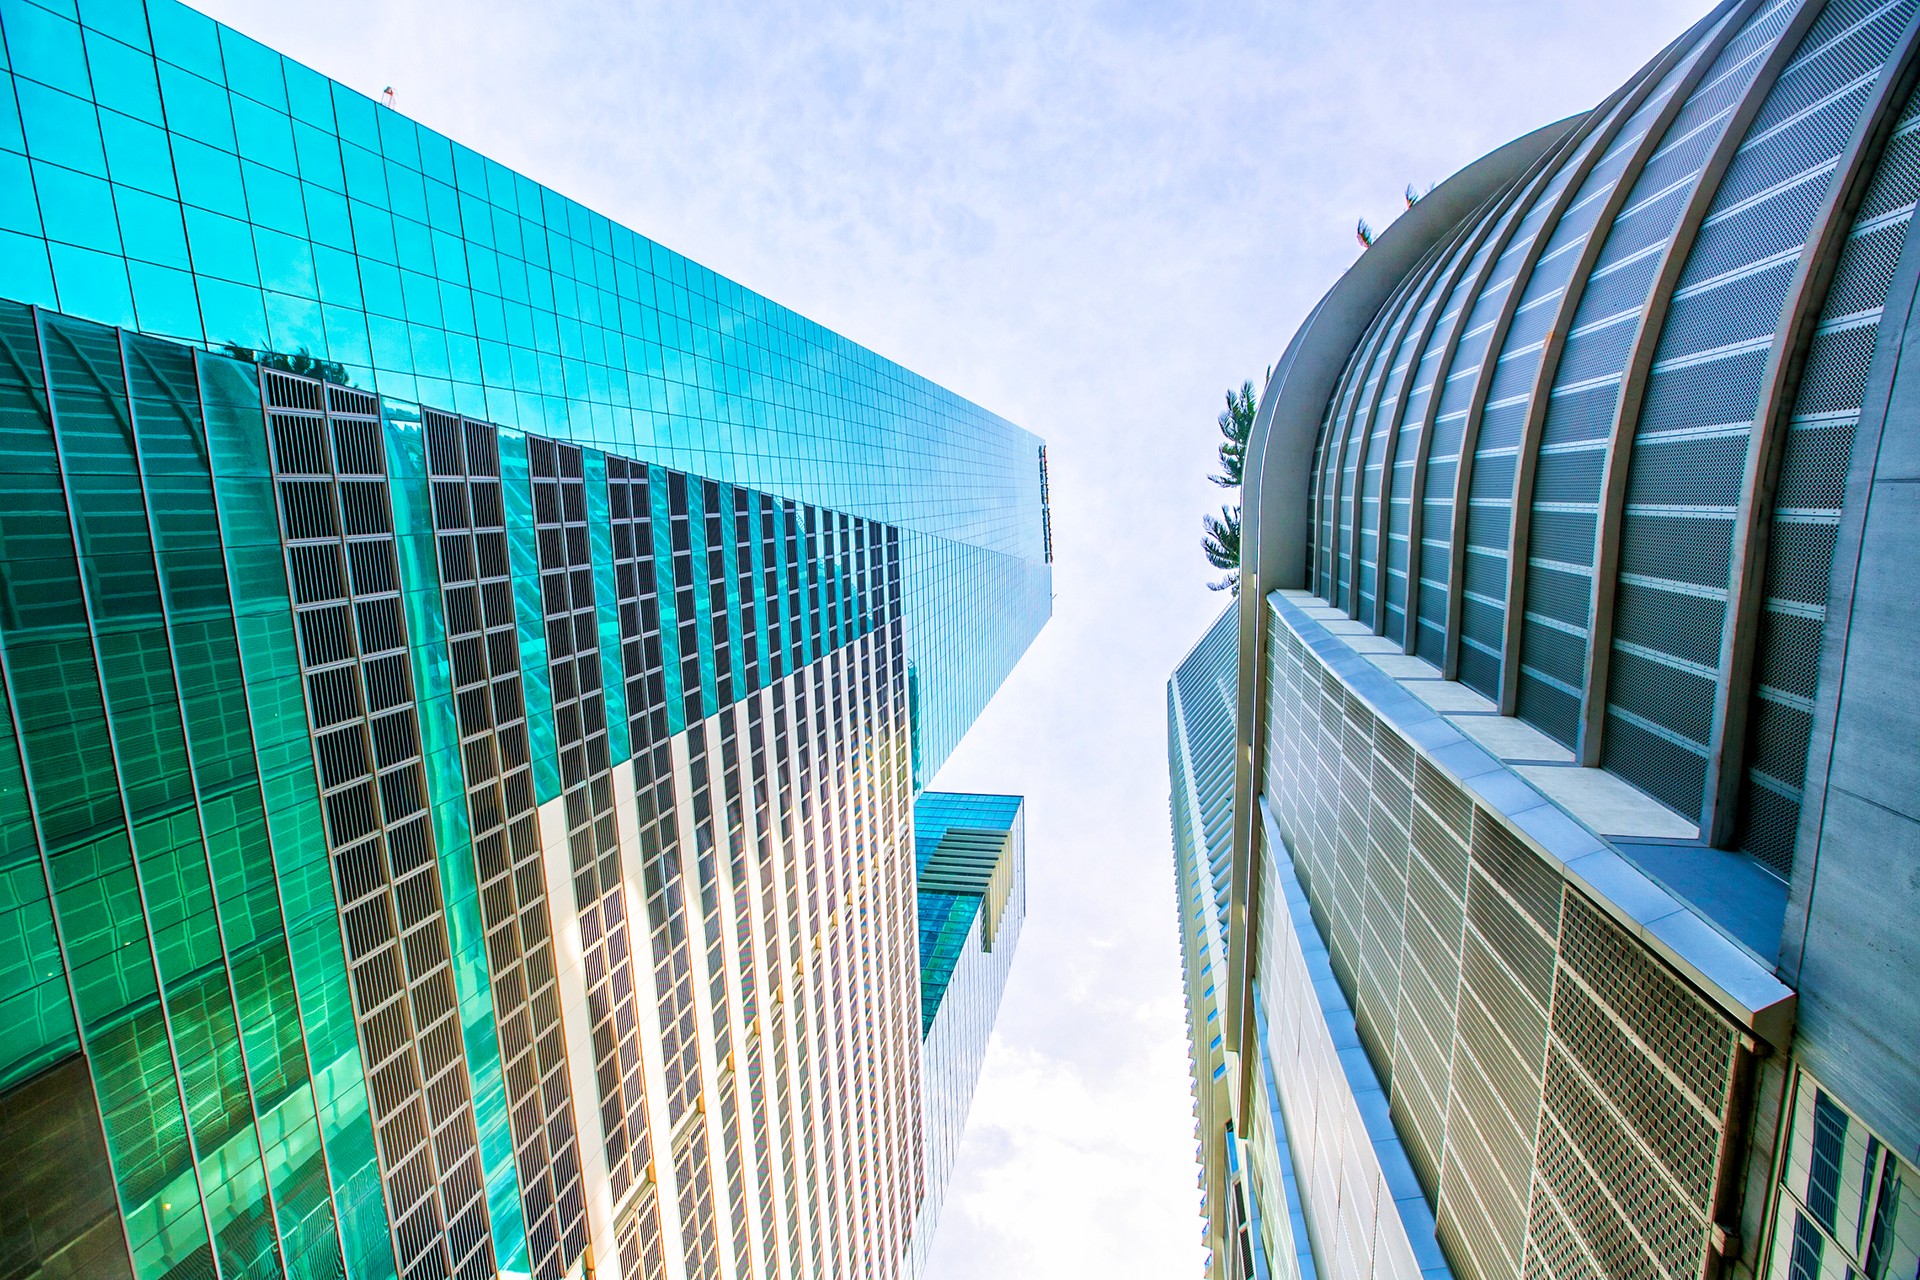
[0,0,1051,784]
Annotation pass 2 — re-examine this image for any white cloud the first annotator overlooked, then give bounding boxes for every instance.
[192,1,1719,1275]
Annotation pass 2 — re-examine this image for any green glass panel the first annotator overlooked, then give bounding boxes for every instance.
[381,406,527,1269]
[650,463,682,736]
[496,429,557,803]
[198,348,395,1280]
[0,669,78,1089]
[584,448,627,763]
[37,313,303,1280]
[122,335,346,1273]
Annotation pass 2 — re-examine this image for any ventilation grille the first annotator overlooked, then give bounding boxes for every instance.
[1739,79,1920,874]
[423,408,588,1280]
[262,369,496,1280]
[1260,606,1748,1280]
[1605,0,1920,825]
[524,439,682,1267]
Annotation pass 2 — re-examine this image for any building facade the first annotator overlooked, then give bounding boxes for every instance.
[1173,1,1920,1277]
[0,4,1049,1280]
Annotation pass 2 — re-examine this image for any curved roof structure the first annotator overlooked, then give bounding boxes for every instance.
[1248,0,1920,875]
[1191,5,1920,1276]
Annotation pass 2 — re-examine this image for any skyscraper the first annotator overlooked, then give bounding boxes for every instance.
[0,3,1049,1278]
[1172,1,1920,1277]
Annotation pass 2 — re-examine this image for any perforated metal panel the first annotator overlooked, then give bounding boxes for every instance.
[1515,0,1806,752]
[263,371,496,1280]
[1738,81,1920,873]
[1301,0,1918,892]
[524,438,659,1230]
[1606,0,1920,819]
[423,410,588,1280]
[1259,607,1752,1280]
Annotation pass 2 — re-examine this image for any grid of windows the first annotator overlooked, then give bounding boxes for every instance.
[611,462,704,1133]
[1764,1072,1920,1279]
[524,435,660,1231]
[263,370,493,1280]
[423,409,587,1280]
[0,266,1031,1280]
[0,0,1050,791]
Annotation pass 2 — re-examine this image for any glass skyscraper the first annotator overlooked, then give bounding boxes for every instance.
[0,2,1049,1279]
[1173,1,1920,1277]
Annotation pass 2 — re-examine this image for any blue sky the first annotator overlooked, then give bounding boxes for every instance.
[192,0,1715,1273]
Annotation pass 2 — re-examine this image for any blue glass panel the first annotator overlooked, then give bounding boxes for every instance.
[0,229,54,304]
[262,288,322,354]
[81,29,159,121]
[182,206,256,285]
[171,134,243,212]
[126,259,200,339]
[0,150,39,234]
[301,181,349,249]
[251,226,313,296]
[48,240,132,324]
[290,119,341,190]
[319,301,368,366]
[2,0,90,96]
[33,160,117,252]
[114,185,185,268]
[194,274,263,347]
[232,97,294,173]
[0,77,22,150]
[98,108,171,195]
[146,0,221,79]
[155,61,232,150]
[216,25,283,110]
[16,79,104,173]
[75,0,148,50]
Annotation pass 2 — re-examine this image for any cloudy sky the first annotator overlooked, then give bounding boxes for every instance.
[193,0,1714,1274]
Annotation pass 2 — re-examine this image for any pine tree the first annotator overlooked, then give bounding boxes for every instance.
[1202,377,1260,593]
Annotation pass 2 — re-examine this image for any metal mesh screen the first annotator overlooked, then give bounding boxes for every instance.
[263,371,495,1280]
[1513,0,1805,748]
[1604,0,1920,819]
[1387,233,1485,645]
[1260,604,1750,1280]
[1737,79,1920,873]
[423,410,588,1280]
[525,436,676,1265]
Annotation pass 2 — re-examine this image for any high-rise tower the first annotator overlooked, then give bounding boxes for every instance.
[0,3,1049,1278]
[1173,1,1920,1276]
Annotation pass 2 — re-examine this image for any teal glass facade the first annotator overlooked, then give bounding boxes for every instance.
[910,791,1022,1034]
[0,3,1048,1278]
[903,791,1025,1276]
[0,0,1050,788]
